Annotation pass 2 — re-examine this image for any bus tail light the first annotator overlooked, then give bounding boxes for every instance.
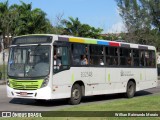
[41,76,49,88]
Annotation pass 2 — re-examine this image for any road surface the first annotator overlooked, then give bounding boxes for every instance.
[0,81,160,111]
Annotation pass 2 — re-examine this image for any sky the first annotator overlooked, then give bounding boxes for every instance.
[5,0,126,33]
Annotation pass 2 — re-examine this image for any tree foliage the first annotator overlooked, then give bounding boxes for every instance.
[116,0,160,48]
[0,1,104,48]
[0,1,53,37]
[61,17,103,39]
[141,0,160,31]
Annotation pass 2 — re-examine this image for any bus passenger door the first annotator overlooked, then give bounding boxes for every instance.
[52,44,72,99]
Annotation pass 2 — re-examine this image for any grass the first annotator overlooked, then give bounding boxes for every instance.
[0,94,160,120]
[60,94,160,111]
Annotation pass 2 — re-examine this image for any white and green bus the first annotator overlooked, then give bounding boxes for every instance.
[7,34,158,105]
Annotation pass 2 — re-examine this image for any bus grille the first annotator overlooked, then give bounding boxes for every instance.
[9,79,43,90]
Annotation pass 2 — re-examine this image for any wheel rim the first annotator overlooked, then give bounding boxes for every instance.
[128,84,134,95]
[72,89,80,100]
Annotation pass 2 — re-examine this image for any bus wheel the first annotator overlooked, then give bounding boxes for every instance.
[69,84,82,105]
[125,81,136,98]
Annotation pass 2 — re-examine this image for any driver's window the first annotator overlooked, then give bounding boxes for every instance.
[53,46,69,73]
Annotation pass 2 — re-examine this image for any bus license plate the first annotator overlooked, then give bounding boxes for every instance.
[20,92,27,96]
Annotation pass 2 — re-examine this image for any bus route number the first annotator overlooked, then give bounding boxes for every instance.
[81,72,92,78]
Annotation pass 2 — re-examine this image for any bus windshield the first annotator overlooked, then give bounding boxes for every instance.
[8,45,50,78]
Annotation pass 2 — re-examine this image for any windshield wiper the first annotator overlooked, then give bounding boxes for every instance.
[33,44,41,51]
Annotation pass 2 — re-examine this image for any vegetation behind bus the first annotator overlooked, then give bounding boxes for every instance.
[0,1,160,51]
[116,0,160,50]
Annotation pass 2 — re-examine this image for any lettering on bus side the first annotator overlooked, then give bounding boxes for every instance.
[120,70,134,76]
[81,71,93,78]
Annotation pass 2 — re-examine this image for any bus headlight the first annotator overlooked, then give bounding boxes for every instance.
[7,80,10,87]
[41,76,49,88]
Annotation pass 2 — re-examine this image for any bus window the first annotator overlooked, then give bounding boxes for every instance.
[140,51,145,67]
[151,51,156,67]
[81,55,88,65]
[147,51,156,67]
[71,44,88,66]
[53,46,69,73]
[90,45,104,66]
[108,47,118,66]
[119,48,131,66]
[110,57,118,65]
[133,49,139,66]
[145,51,150,67]
[106,56,111,65]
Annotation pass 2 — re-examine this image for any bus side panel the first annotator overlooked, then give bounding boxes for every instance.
[52,67,91,99]
[89,67,106,95]
[140,68,157,90]
[90,68,129,96]
[105,68,125,94]
[52,69,72,99]
[128,68,157,91]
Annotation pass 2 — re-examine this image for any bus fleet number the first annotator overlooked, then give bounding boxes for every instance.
[81,72,92,78]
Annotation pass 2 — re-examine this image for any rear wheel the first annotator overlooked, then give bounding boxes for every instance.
[69,84,82,105]
[125,81,136,98]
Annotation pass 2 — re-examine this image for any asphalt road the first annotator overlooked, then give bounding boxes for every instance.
[0,81,160,111]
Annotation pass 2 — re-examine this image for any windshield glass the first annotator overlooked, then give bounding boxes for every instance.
[8,45,50,78]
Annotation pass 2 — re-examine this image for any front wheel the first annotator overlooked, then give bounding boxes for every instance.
[69,84,82,105]
[125,81,136,98]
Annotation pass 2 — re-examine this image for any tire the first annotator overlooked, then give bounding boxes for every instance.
[69,84,82,105]
[125,81,136,98]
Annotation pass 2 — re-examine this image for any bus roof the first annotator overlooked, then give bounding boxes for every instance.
[14,34,156,50]
[56,35,156,51]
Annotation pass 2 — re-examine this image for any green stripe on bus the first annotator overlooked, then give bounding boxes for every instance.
[71,73,75,83]
[9,79,43,90]
[108,73,110,82]
[84,39,97,44]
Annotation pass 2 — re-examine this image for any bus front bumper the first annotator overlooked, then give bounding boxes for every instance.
[7,86,52,100]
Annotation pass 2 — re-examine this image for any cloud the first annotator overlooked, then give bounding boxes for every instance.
[106,22,127,33]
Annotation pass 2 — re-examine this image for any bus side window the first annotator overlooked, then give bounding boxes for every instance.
[133,49,139,66]
[149,51,156,67]
[140,51,145,67]
[145,51,150,67]
[108,47,118,66]
[71,44,88,66]
[119,48,131,66]
[53,46,69,73]
[90,45,104,66]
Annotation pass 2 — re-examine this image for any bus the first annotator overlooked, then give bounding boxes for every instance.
[7,34,158,105]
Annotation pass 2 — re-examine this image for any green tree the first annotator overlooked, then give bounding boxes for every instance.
[140,0,160,31]
[0,0,17,47]
[116,0,160,49]
[62,17,103,39]
[116,0,152,44]
[0,1,12,37]
[10,1,53,35]
[0,1,54,47]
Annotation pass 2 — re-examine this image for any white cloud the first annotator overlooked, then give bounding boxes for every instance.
[106,22,127,33]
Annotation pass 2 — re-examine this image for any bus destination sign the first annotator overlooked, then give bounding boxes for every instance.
[12,36,52,45]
